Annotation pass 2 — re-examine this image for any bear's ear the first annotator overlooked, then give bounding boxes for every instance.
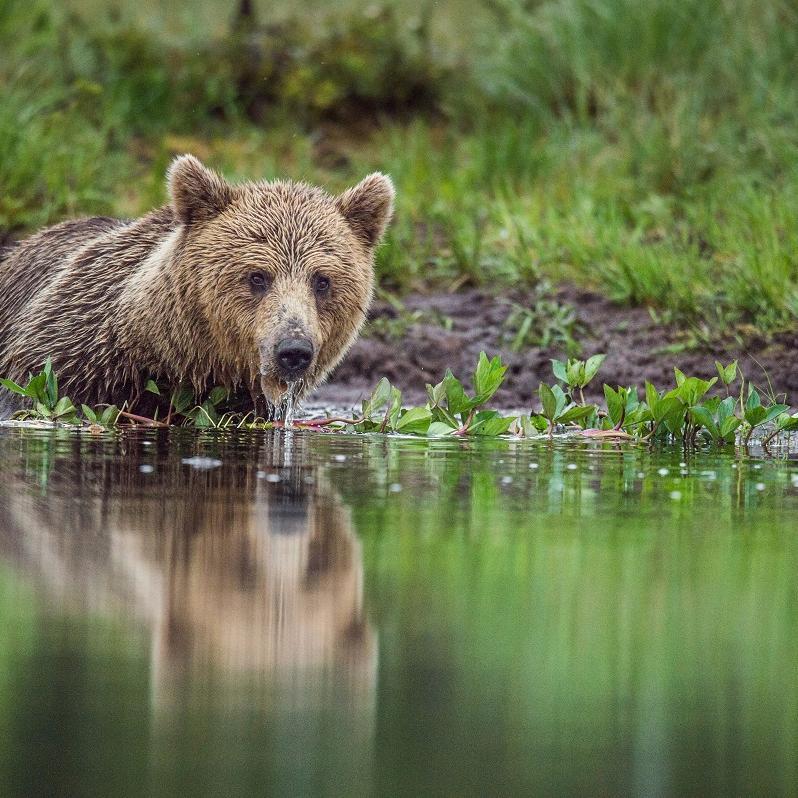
[167,154,233,226]
[335,173,395,248]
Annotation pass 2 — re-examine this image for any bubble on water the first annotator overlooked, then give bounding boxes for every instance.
[731,464,738,469]
[670,490,682,500]
[755,483,766,491]
[139,464,154,474]
[637,471,645,479]
[753,464,762,470]
[265,473,281,483]
[658,468,669,477]
[181,456,222,470]
[701,470,717,480]
[566,463,577,471]
[680,469,689,476]
[389,483,402,493]
[142,441,153,447]
[529,463,539,470]
[501,476,513,485]
[256,470,266,479]
[679,462,687,468]
[334,454,347,462]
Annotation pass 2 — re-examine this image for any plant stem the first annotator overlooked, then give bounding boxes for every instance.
[118,410,168,427]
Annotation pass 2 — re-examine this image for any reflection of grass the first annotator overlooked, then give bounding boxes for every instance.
[2,0,797,337]
[345,439,798,794]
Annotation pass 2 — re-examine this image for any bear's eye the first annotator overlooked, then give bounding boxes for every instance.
[313,274,331,295]
[248,271,270,293]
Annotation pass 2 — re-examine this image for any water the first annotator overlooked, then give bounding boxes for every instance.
[0,426,797,797]
[280,381,300,428]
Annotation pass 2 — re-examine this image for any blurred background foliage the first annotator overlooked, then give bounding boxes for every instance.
[1,0,797,334]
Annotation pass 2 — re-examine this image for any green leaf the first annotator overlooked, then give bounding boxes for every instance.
[427,421,456,437]
[566,359,582,388]
[27,373,47,403]
[674,368,686,386]
[100,406,120,426]
[539,383,557,421]
[209,386,228,406]
[603,385,624,427]
[551,359,568,384]
[363,377,392,419]
[689,405,719,438]
[388,387,403,430]
[472,352,507,405]
[171,385,195,415]
[81,405,98,424]
[715,360,737,386]
[44,357,58,408]
[759,404,790,427]
[663,403,687,437]
[776,413,798,432]
[472,414,516,436]
[716,396,736,425]
[556,404,596,425]
[745,387,761,413]
[395,406,432,434]
[34,402,52,419]
[0,378,28,396]
[583,354,606,385]
[145,379,161,395]
[528,414,549,434]
[719,415,742,440]
[443,370,470,418]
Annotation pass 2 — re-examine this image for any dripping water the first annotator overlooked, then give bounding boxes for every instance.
[281,381,299,429]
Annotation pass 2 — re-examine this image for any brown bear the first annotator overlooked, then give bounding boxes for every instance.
[0,155,394,414]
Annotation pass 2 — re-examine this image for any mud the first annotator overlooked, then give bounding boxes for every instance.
[316,287,798,408]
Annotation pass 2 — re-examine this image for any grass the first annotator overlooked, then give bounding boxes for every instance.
[1,0,797,338]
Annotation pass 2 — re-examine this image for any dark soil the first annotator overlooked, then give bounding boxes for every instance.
[316,287,798,408]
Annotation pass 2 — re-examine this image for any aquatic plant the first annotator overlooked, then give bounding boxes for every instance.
[0,353,795,450]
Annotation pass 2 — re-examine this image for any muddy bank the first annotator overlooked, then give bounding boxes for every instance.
[315,287,798,408]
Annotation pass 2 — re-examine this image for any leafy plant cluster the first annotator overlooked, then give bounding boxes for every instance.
[326,353,798,448]
[1,355,796,450]
[0,360,247,431]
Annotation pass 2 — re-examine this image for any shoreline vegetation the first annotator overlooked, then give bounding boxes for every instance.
[2,0,797,343]
[2,354,796,454]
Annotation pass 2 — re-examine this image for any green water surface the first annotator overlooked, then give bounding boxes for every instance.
[0,427,796,797]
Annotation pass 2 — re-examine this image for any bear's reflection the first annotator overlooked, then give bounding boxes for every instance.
[0,440,376,715]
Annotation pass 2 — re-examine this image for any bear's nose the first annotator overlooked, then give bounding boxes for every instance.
[275,337,314,378]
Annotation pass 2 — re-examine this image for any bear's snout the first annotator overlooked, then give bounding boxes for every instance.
[274,337,315,380]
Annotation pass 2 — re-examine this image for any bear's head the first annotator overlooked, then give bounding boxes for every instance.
[166,154,394,403]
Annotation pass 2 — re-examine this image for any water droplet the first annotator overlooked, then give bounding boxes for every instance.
[636,471,645,479]
[501,476,513,485]
[670,490,682,500]
[755,483,766,491]
[529,463,539,470]
[389,483,402,492]
[265,473,281,483]
[658,468,669,476]
[566,463,577,471]
[334,454,347,462]
[139,464,154,474]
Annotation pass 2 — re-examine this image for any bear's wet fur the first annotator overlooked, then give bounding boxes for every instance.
[0,155,394,414]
